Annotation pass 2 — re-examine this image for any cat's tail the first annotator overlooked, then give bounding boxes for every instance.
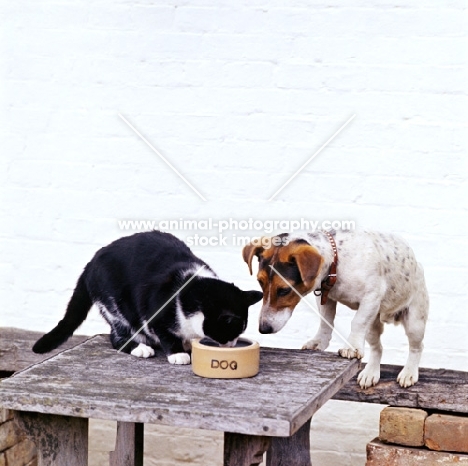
[32,271,93,354]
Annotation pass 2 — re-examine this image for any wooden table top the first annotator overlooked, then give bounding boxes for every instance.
[0,335,359,437]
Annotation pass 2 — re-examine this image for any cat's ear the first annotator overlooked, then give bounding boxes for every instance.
[242,290,263,307]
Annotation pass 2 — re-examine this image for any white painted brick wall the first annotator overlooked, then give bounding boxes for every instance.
[1,1,467,465]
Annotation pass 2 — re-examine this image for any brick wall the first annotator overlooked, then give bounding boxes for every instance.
[0,409,36,466]
[1,1,467,465]
[367,407,468,465]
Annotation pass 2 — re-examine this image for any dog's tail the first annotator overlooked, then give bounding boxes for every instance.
[32,270,93,354]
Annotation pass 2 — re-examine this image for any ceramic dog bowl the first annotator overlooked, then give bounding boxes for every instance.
[191,337,260,379]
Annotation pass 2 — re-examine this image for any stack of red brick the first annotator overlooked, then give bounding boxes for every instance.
[0,409,36,466]
[367,407,468,465]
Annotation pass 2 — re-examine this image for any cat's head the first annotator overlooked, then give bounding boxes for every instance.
[183,277,263,346]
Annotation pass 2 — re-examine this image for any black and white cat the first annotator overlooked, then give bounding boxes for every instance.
[32,231,263,364]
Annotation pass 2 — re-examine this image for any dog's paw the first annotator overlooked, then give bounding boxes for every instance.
[397,367,418,388]
[130,343,155,358]
[357,366,380,389]
[168,353,191,365]
[338,347,364,359]
[302,339,325,351]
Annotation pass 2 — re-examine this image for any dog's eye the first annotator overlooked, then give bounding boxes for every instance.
[257,280,265,288]
[277,287,291,297]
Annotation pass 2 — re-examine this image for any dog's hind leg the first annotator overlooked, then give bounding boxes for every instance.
[357,316,384,389]
[302,298,337,351]
[397,292,428,387]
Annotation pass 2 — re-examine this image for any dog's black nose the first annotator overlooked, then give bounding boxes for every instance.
[259,323,274,334]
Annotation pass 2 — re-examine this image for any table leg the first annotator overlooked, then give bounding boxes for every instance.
[14,411,88,466]
[266,418,312,466]
[109,421,144,466]
[224,432,271,466]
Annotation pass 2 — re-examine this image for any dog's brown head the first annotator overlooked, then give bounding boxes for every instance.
[242,236,323,334]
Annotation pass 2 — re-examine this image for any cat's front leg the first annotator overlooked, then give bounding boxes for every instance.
[110,328,156,358]
[167,353,191,364]
[130,343,155,358]
[158,333,191,365]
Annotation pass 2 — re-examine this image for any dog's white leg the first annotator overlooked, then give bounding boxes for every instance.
[338,298,381,360]
[302,299,337,351]
[357,317,384,389]
[397,293,428,387]
[397,317,425,387]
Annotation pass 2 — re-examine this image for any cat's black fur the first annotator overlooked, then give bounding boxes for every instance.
[32,231,263,364]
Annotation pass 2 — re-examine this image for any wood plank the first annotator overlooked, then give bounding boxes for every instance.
[224,432,270,466]
[0,327,88,372]
[266,418,312,466]
[333,364,468,414]
[0,335,359,437]
[4,328,466,414]
[109,422,143,466]
[14,411,88,466]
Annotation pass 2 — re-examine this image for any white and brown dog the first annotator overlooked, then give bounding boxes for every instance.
[243,230,429,388]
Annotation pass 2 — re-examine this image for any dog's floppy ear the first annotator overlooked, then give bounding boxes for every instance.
[242,241,266,275]
[288,244,323,288]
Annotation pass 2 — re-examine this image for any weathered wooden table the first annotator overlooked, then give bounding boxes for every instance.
[0,335,359,466]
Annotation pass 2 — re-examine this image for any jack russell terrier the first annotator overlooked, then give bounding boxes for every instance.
[243,230,429,388]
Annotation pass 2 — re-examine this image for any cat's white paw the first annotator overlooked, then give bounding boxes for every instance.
[168,353,191,365]
[130,343,155,358]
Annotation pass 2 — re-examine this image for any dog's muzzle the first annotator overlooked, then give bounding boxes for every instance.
[259,322,274,334]
[259,307,293,334]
